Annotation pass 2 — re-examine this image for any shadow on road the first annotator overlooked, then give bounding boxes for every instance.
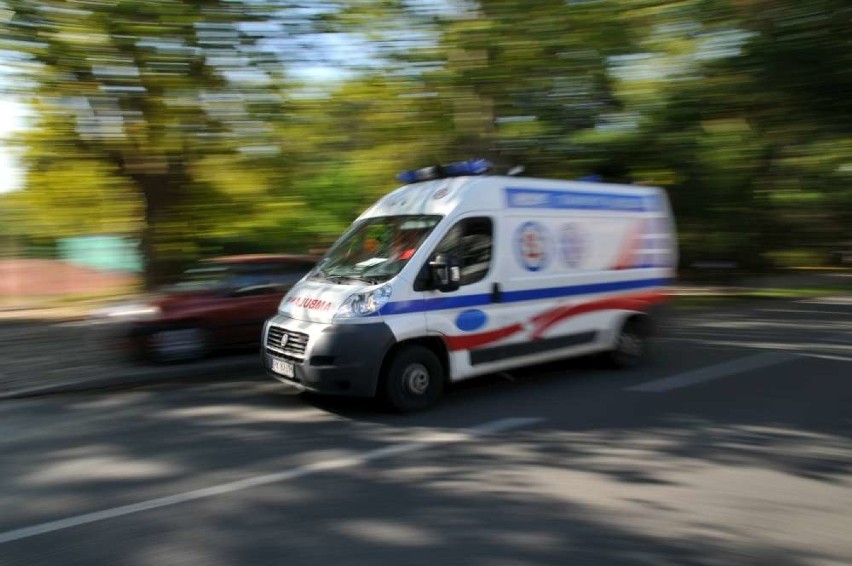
[1,299,850,564]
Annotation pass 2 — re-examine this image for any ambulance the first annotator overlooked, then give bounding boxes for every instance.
[262,160,676,411]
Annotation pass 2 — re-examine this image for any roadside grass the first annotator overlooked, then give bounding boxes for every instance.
[45,286,143,305]
[0,285,143,320]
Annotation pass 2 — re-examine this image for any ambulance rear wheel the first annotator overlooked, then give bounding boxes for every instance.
[606,317,647,369]
[382,345,444,413]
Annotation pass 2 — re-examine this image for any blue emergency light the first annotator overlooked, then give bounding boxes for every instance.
[397,158,493,183]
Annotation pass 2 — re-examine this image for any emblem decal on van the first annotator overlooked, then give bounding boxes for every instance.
[455,309,488,332]
[560,223,584,268]
[515,221,552,272]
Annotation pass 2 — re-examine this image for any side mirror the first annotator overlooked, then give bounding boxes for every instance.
[429,253,461,292]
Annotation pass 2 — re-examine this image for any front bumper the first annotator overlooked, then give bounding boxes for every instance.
[261,314,396,397]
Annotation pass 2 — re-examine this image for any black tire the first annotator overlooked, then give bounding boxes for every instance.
[147,325,209,363]
[605,317,648,369]
[381,345,444,413]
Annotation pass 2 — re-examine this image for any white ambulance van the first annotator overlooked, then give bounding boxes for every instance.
[262,160,676,411]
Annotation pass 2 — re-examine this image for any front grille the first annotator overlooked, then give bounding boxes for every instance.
[266,326,309,359]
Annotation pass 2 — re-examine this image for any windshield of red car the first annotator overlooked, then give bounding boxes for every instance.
[168,262,311,293]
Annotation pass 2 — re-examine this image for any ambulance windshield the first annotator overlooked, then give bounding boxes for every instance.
[311,215,442,284]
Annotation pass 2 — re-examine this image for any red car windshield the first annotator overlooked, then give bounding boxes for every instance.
[168,262,310,293]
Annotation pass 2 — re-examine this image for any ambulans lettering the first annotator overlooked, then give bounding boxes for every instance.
[287,296,334,311]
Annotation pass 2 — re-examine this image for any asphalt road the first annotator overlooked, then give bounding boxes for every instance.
[1,297,850,565]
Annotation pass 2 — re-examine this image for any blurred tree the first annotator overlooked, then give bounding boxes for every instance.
[2,0,849,280]
[0,0,306,287]
[610,0,852,267]
[724,0,852,258]
[9,103,142,239]
[337,0,637,176]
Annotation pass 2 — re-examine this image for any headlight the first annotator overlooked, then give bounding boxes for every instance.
[118,305,160,320]
[334,284,393,320]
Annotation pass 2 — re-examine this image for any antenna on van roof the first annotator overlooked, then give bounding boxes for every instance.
[507,165,525,176]
[578,174,603,182]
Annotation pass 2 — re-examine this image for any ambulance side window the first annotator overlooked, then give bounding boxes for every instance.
[433,217,493,287]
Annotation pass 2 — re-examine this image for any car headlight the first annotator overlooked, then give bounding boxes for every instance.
[119,304,161,320]
[334,283,393,320]
[95,304,162,320]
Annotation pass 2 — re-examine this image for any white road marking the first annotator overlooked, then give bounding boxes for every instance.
[0,417,542,545]
[799,353,852,363]
[799,296,852,305]
[627,352,796,393]
[826,331,852,344]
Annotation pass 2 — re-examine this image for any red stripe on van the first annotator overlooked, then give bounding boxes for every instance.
[529,291,667,339]
[443,290,669,352]
[613,219,647,270]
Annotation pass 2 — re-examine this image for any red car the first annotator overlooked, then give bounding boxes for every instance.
[126,254,319,362]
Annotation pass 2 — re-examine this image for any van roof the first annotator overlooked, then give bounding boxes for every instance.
[359,175,665,221]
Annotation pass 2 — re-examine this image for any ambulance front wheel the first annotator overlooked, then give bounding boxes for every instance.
[606,317,648,369]
[382,345,444,413]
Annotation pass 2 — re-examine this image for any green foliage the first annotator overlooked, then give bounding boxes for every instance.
[1,0,850,283]
[1,0,300,286]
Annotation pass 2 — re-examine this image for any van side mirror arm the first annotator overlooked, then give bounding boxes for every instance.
[428,253,461,292]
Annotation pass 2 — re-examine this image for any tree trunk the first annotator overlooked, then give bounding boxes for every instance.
[133,161,190,291]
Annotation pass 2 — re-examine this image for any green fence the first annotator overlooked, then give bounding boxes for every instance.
[58,235,142,273]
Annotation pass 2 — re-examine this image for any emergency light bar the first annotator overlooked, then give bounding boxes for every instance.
[397,159,493,183]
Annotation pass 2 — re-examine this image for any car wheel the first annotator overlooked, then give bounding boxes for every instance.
[382,345,444,413]
[148,326,208,363]
[605,317,647,369]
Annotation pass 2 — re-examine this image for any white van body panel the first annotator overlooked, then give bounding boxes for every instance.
[370,177,675,382]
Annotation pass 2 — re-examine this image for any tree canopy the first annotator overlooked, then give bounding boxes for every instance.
[1,0,850,285]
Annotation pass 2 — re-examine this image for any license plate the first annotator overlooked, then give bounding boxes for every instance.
[271,358,294,378]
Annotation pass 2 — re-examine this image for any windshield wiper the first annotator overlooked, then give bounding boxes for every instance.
[325,274,382,285]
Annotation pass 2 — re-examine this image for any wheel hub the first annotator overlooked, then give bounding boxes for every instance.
[403,363,430,395]
[619,332,643,357]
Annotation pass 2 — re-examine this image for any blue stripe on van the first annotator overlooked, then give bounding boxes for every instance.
[505,188,657,212]
[379,277,670,316]
[379,293,493,316]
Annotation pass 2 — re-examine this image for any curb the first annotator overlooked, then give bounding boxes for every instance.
[0,354,263,400]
